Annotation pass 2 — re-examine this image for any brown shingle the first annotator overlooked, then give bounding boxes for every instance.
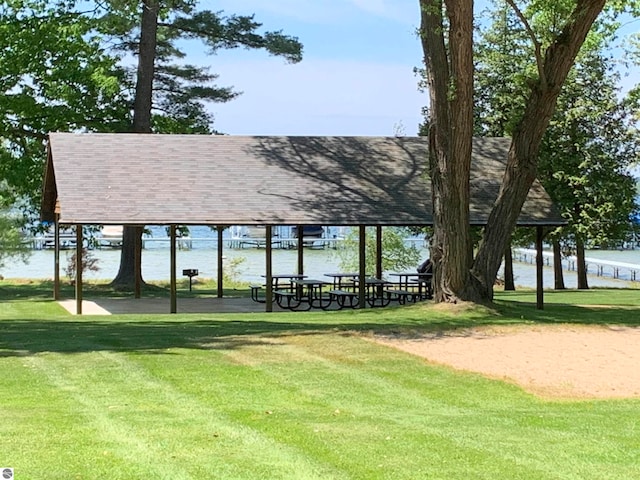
[41,133,564,226]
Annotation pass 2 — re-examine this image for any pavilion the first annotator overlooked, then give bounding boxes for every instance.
[41,133,565,314]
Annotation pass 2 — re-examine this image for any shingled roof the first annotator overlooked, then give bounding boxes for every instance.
[41,133,564,226]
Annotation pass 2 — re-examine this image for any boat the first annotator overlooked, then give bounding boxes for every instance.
[97,225,124,248]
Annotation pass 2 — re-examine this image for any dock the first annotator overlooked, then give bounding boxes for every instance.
[25,226,428,251]
[513,248,640,281]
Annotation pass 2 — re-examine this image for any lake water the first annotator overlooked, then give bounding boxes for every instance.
[3,226,639,289]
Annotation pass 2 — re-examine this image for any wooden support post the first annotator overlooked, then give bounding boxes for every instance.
[134,225,141,299]
[536,226,544,310]
[376,226,382,279]
[266,225,273,312]
[217,227,224,298]
[170,225,177,314]
[75,225,83,315]
[296,225,304,275]
[358,225,366,309]
[54,216,60,301]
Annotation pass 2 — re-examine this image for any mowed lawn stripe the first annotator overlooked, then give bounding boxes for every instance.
[24,349,345,480]
[205,332,640,479]
[246,335,550,479]
[0,355,114,477]
[134,331,635,480]
[6,329,638,479]
[3,287,640,479]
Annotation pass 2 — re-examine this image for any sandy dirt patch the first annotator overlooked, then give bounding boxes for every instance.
[374,324,640,399]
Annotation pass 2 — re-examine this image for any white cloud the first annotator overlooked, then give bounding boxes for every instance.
[349,0,387,15]
[347,0,417,24]
[208,0,417,26]
[210,0,356,25]
[210,58,426,136]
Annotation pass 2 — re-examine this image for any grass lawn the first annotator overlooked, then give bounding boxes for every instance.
[1,281,639,479]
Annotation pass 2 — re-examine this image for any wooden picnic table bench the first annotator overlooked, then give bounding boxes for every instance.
[273,289,306,310]
[328,289,359,309]
[384,288,419,305]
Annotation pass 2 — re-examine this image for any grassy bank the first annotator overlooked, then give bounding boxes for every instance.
[1,281,639,479]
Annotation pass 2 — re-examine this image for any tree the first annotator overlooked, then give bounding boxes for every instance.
[104,0,303,288]
[1,1,302,288]
[0,0,130,219]
[0,208,30,273]
[334,227,422,274]
[624,32,640,120]
[420,0,476,303]
[538,52,639,288]
[419,0,628,303]
[474,1,640,291]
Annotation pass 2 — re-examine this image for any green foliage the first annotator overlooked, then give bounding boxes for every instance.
[222,256,246,284]
[0,209,30,271]
[475,0,640,251]
[334,227,422,274]
[0,1,131,216]
[538,49,640,249]
[98,1,302,133]
[623,33,640,123]
[0,0,304,224]
[170,10,303,62]
[63,248,101,282]
[474,3,529,136]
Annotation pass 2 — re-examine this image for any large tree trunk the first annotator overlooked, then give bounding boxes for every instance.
[552,240,565,290]
[469,0,605,301]
[419,0,604,304]
[111,226,144,288]
[131,0,158,134]
[421,0,479,303]
[503,242,515,291]
[576,238,589,289]
[111,0,159,288]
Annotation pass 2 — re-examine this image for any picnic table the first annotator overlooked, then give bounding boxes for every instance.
[262,273,308,290]
[251,273,308,303]
[260,273,431,310]
[351,277,392,307]
[274,279,333,311]
[323,272,361,289]
[388,272,433,300]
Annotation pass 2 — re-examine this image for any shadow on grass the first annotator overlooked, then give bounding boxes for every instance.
[494,288,640,325]
[2,281,639,357]
[496,288,640,307]
[2,297,640,357]
[0,280,167,300]
[0,279,249,301]
[0,317,384,357]
[493,301,640,326]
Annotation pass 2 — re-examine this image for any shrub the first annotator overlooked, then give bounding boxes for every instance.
[64,248,100,283]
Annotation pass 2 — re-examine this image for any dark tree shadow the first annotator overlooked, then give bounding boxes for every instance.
[2,296,639,357]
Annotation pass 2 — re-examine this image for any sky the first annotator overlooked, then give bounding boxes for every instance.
[195,1,639,137]
[201,0,426,136]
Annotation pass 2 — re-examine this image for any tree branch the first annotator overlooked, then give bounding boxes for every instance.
[4,126,48,141]
[505,0,546,88]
